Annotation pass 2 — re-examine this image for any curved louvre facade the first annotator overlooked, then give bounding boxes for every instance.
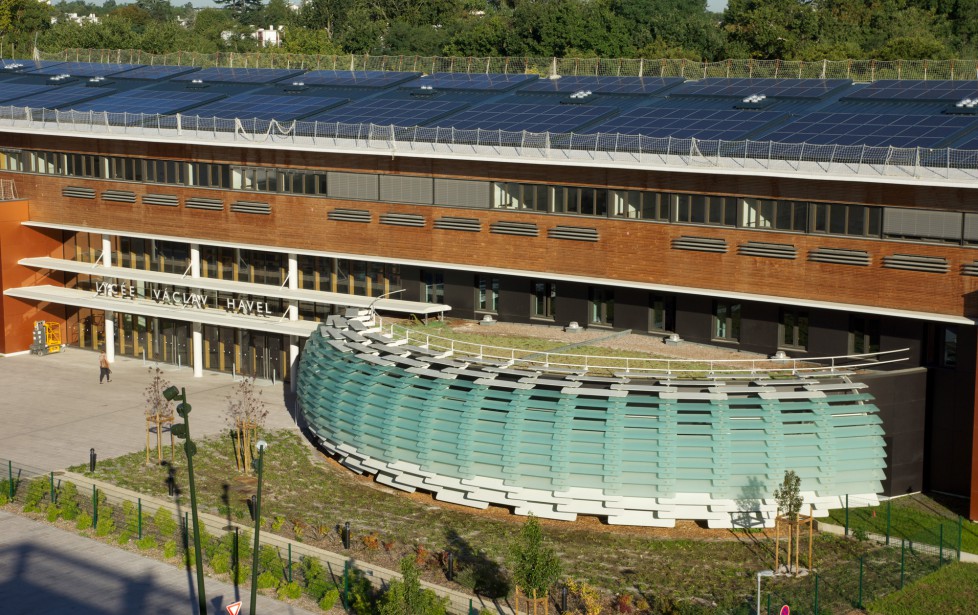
[298,314,885,528]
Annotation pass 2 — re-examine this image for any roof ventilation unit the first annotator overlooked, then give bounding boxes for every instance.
[187,78,208,89]
[734,93,774,109]
[945,97,978,115]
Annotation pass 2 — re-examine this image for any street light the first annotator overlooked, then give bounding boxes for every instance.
[756,569,775,615]
[250,439,269,615]
[162,385,207,615]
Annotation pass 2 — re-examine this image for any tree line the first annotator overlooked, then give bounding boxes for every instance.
[1,0,976,62]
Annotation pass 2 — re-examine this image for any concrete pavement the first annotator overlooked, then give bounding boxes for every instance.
[0,348,314,615]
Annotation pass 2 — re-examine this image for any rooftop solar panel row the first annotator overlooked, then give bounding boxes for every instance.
[762,112,978,148]
[435,102,617,133]
[406,72,539,92]
[670,78,851,100]
[28,62,144,77]
[185,94,349,122]
[589,107,787,141]
[113,65,201,81]
[69,89,227,115]
[298,70,420,88]
[308,98,467,126]
[5,85,116,110]
[844,80,978,102]
[520,75,683,95]
[172,67,304,84]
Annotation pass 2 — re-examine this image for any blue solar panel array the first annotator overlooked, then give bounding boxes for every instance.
[435,102,617,133]
[69,89,226,115]
[520,75,683,95]
[671,78,851,100]
[5,85,114,109]
[0,83,57,104]
[298,70,420,88]
[28,62,143,77]
[113,65,201,81]
[8,63,978,150]
[590,107,786,140]
[762,112,978,148]
[307,98,467,126]
[172,67,303,84]
[406,72,539,92]
[844,80,978,102]
[184,94,348,121]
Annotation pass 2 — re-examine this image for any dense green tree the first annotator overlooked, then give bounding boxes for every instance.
[258,0,293,28]
[215,0,264,25]
[723,0,819,59]
[378,557,449,615]
[336,1,386,53]
[442,12,509,56]
[509,514,561,599]
[280,25,343,54]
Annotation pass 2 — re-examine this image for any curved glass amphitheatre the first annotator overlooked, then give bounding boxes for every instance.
[298,313,893,528]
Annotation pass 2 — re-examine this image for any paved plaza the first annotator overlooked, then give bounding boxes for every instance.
[0,348,313,615]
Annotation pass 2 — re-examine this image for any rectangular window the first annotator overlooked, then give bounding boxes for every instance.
[423,271,444,304]
[532,281,556,319]
[812,203,881,238]
[741,199,808,232]
[713,301,741,341]
[650,294,674,332]
[613,190,669,221]
[589,287,614,325]
[779,308,809,350]
[850,317,880,355]
[674,194,736,226]
[492,182,549,212]
[942,326,957,368]
[476,275,500,312]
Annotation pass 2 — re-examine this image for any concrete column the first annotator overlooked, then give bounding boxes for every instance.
[101,236,112,268]
[192,323,203,378]
[288,254,299,391]
[104,311,115,361]
[190,243,200,278]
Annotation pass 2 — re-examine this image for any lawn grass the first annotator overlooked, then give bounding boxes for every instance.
[824,494,978,555]
[70,429,943,613]
[864,561,978,614]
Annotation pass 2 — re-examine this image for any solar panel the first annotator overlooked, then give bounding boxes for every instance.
[0,83,57,103]
[297,70,420,88]
[669,78,851,100]
[66,90,226,123]
[27,62,144,77]
[172,67,303,84]
[844,80,978,102]
[182,93,348,121]
[405,72,538,92]
[113,65,201,81]
[434,102,617,133]
[520,76,683,95]
[4,85,115,110]
[762,112,978,148]
[588,107,786,140]
[0,59,65,72]
[306,98,467,126]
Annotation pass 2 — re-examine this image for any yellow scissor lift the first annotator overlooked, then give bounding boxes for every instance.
[31,321,67,355]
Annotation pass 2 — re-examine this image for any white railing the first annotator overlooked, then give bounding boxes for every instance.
[4,106,978,184]
[378,321,908,377]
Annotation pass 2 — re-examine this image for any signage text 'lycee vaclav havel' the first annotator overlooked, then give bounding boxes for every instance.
[93,282,273,316]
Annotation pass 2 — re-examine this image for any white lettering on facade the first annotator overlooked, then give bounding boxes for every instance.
[97,284,269,317]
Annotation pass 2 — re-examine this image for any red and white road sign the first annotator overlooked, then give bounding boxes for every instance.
[226,601,242,615]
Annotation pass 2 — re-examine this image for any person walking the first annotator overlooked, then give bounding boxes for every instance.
[99,350,111,383]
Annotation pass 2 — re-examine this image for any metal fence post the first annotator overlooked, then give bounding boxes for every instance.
[138,498,142,539]
[233,527,239,581]
[845,494,849,537]
[288,543,292,583]
[900,539,906,588]
[49,472,55,504]
[958,516,963,561]
[814,573,819,615]
[92,486,98,529]
[7,460,13,499]
[766,593,771,615]
[886,500,891,546]
[857,555,864,608]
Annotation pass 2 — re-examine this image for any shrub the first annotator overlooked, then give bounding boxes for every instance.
[0,480,10,505]
[210,551,231,575]
[23,477,49,512]
[163,540,178,558]
[277,581,303,600]
[137,536,157,550]
[59,482,79,520]
[154,507,177,538]
[46,503,60,522]
[117,531,132,545]
[362,533,380,550]
[567,579,604,615]
[257,570,280,590]
[271,515,286,532]
[346,566,377,615]
[259,545,285,578]
[318,588,340,611]
[122,500,144,535]
[76,512,93,531]
[301,556,334,601]
[379,557,448,615]
[95,503,115,536]
[414,543,431,567]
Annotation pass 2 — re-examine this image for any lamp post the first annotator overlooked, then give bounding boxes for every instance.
[250,439,268,615]
[756,569,775,615]
[162,385,206,615]
[367,288,407,316]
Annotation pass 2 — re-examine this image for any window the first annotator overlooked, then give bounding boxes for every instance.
[613,190,669,221]
[779,308,809,350]
[713,301,741,341]
[941,326,957,368]
[741,199,808,232]
[589,287,614,325]
[476,275,499,312]
[650,294,674,332]
[554,186,608,216]
[493,182,549,212]
[812,204,881,238]
[532,281,556,319]
[673,194,736,226]
[423,271,444,304]
[850,317,880,355]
